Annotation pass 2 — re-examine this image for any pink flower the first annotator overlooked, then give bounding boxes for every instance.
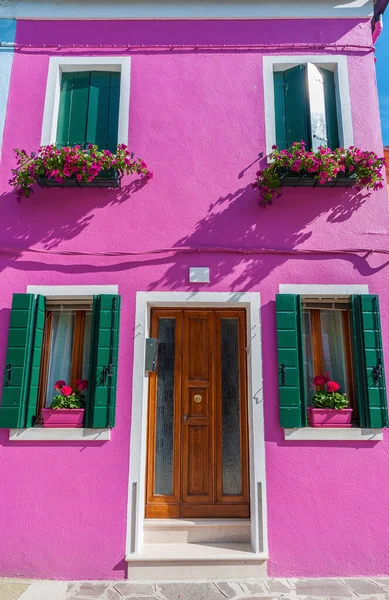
[327,381,340,393]
[54,380,66,390]
[76,174,82,182]
[313,373,330,387]
[61,386,73,396]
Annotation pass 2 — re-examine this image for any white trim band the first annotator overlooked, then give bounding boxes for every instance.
[284,428,383,441]
[26,285,119,297]
[0,1,374,20]
[9,427,111,441]
[279,284,369,295]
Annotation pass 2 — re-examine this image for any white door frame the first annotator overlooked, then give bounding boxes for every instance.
[126,292,268,559]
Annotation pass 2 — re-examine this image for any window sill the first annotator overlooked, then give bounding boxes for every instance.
[284,427,383,441]
[9,427,111,442]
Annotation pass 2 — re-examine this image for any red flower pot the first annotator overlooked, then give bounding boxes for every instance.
[308,408,353,428]
[42,408,85,428]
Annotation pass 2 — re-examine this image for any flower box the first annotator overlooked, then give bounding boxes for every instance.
[42,408,85,428]
[37,169,120,189]
[308,407,353,428]
[278,170,356,188]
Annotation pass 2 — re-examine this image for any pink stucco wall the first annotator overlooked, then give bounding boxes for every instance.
[0,18,389,580]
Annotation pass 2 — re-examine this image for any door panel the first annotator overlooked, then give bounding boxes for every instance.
[146,308,249,519]
[182,311,214,505]
[215,312,249,507]
[145,311,182,518]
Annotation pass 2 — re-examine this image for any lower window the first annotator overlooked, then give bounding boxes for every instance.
[37,300,92,416]
[276,293,388,429]
[302,298,356,419]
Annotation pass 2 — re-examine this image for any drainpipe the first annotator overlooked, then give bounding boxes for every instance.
[373,0,389,43]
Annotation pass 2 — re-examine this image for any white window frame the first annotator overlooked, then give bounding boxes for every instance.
[279,284,383,442]
[263,55,354,156]
[126,291,268,568]
[8,284,119,442]
[41,57,131,147]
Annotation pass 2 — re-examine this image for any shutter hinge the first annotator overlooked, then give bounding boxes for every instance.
[4,363,12,386]
[372,357,383,387]
[279,363,286,386]
[245,346,250,355]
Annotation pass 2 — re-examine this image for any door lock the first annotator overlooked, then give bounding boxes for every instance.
[183,414,189,423]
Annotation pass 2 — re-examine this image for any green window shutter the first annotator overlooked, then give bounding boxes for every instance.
[0,294,45,429]
[351,295,388,428]
[274,72,288,150]
[318,67,340,149]
[87,294,121,428]
[86,71,120,152]
[56,71,120,151]
[57,72,90,147]
[276,294,307,428]
[284,65,309,148]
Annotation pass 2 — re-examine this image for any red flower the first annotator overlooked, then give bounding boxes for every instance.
[327,381,340,393]
[61,386,73,396]
[75,378,88,391]
[54,380,66,390]
[313,373,330,387]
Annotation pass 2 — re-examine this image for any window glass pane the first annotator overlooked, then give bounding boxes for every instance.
[154,318,176,496]
[82,312,92,382]
[45,311,76,407]
[302,310,315,405]
[221,318,242,496]
[320,310,348,394]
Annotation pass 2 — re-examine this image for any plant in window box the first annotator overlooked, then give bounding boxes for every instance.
[307,373,352,428]
[42,379,88,428]
[9,144,152,199]
[253,141,386,206]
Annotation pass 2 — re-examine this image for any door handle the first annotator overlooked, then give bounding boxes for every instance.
[183,414,189,423]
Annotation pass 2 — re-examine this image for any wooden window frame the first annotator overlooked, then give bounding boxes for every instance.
[36,308,90,418]
[306,306,356,416]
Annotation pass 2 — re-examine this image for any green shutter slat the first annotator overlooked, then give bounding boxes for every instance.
[318,67,339,149]
[24,295,45,427]
[107,72,121,152]
[284,65,309,148]
[276,294,306,428]
[0,294,44,429]
[351,295,388,428]
[56,72,74,147]
[274,72,288,150]
[87,294,121,428]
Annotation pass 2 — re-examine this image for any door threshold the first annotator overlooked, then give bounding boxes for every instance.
[144,518,251,527]
[126,543,268,580]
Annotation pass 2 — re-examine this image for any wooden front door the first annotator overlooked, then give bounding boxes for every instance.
[146,309,250,518]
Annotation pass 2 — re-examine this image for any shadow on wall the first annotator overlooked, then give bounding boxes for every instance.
[0,166,387,290]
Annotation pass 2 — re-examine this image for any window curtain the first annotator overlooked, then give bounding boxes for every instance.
[320,310,348,395]
[45,312,76,407]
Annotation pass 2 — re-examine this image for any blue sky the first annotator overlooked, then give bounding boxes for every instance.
[376,16,389,146]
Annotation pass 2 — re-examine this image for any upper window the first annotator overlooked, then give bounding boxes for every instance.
[56,71,120,151]
[263,56,353,156]
[41,57,130,148]
[274,63,339,151]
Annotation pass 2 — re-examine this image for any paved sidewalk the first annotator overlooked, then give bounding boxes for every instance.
[2,578,389,600]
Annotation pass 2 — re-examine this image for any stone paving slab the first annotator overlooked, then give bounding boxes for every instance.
[2,578,389,600]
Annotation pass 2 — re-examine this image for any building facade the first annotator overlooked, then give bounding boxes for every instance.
[0,0,388,582]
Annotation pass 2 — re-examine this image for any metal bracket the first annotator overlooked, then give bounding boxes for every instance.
[4,363,12,386]
[280,363,286,386]
[372,357,383,387]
